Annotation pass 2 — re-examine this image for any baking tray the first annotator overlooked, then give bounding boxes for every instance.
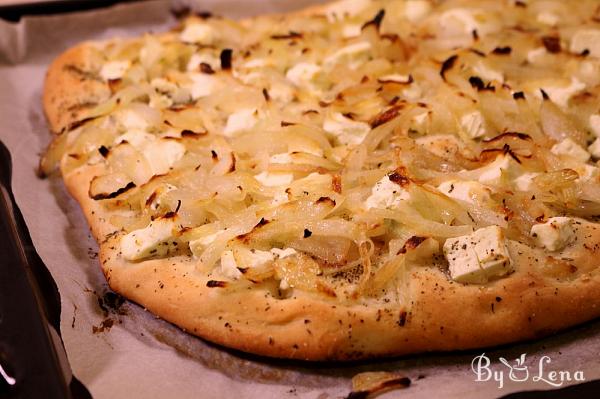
[0,140,91,398]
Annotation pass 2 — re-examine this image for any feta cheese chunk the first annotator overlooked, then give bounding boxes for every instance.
[99,60,130,81]
[323,112,371,146]
[220,250,242,280]
[476,155,523,186]
[220,247,280,280]
[460,111,486,139]
[179,23,216,45]
[514,172,539,191]
[142,140,186,176]
[188,73,219,100]
[365,175,410,210]
[588,138,600,159]
[255,171,294,187]
[223,108,259,136]
[437,180,491,205]
[530,217,575,251]
[589,114,600,138]
[551,138,590,163]
[244,249,275,267]
[536,77,586,108]
[570,29,600,58]
[121,217,179,261]
[574,164,599,182]
[443,225,513,284]
[114,131,185,177]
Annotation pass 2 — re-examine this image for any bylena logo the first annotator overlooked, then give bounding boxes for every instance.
[471,353,585,389]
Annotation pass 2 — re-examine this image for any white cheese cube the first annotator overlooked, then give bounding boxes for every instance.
[460,111,486,139]
[573,164,599,183]
[220,250,242,280]
[255,171,294,187]
[477,155,523,186]
[514,172,539,191]
[223,108,259,136]
[365,175,410,210]
[530,217,575,251]
[437,180,491,205]
[589,114,600,138]
[570,29,600,58]
[244,249,275,267]
[188,73,219,100]
[536,77,586,108]
[443,225,513,284]
[99,60,130,81]
[142,140,186,176]
[179,23,216,45]
[588,138,600,159]
[323,112,371,146]
[551,138,590,163]
[121,217,178,261]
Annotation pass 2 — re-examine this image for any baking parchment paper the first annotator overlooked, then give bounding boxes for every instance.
[0,1,599,398]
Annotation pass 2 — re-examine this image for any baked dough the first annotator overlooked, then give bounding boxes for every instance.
[43,0,600,360]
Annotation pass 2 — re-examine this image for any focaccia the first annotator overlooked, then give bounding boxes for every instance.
[42,0,600,360]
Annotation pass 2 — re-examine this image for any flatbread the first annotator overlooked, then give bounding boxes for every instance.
[42,0,600,360]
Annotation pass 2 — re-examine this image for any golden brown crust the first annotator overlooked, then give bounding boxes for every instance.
[62,163,600,360]
[43,43,110,134]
